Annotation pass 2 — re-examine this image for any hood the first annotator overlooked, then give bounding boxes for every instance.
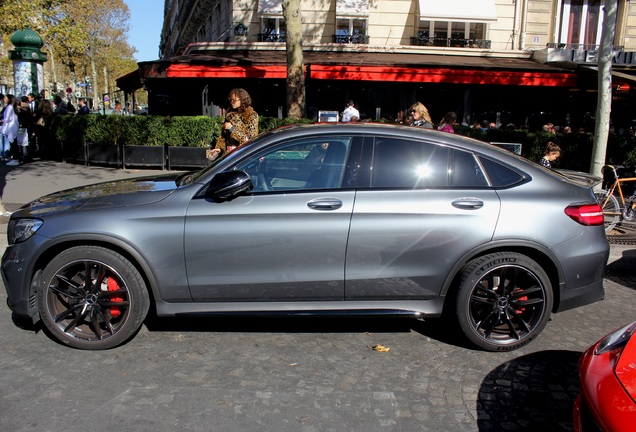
[13,172,182,218]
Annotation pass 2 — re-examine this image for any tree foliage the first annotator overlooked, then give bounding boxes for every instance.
[0,0,137,105]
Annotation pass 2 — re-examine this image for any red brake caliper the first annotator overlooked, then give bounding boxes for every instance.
[107,277,123,318]
[516,292,528,314]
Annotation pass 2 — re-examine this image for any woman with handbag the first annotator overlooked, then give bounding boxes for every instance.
[207,88,259,160]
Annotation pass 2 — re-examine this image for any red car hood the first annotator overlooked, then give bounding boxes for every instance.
[616,334,636,403]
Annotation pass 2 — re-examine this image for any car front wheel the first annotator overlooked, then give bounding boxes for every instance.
[456,252,553,351]
[37,246,149,350]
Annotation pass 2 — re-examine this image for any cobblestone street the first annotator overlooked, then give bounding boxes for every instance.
[0,161,634,431]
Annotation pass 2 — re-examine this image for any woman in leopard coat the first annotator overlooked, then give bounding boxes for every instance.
[208,88,259,159]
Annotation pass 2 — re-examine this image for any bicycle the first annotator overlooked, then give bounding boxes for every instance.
[594,165,636,233]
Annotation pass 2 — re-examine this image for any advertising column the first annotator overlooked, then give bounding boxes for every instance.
[8,28,48,98]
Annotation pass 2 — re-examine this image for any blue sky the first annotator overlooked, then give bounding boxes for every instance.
[124,0,164,62]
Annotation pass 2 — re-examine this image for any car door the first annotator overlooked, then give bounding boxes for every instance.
[345,136,501,300]
[184,135,360,302]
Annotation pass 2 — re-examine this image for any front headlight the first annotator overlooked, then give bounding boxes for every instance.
[595,321,636,355]
[8,219,43,245]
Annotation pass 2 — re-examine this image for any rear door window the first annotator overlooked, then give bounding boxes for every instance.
[369,137,488,189]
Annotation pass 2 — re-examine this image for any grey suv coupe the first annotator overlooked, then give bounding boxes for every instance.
[2,123,609,351]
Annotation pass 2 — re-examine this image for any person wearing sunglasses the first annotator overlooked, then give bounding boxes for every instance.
[208,88,259,160]
[408,102,433,129]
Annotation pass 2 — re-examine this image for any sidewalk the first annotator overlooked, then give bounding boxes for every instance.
[0,159,168,213]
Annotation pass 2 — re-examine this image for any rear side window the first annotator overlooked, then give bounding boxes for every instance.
[370,138,488,188]
[479,157,525,187]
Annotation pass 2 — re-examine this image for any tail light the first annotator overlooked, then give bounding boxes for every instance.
[564,203,604,226]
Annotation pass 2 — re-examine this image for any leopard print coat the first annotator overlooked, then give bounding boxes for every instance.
[212,106,259,157]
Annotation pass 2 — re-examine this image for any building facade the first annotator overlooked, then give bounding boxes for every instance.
[119,0,636,132]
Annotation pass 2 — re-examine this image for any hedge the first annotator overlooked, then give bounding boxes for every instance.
[44,113,636,171]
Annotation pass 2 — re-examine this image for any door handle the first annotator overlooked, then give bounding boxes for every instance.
[307,198,343,210]
[451,198,484,210]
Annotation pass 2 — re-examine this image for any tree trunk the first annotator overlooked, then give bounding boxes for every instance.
[590,0,618,180]
[47,44,58,95]
[282,0,305,119]
[90,57,98,108]
[103,66,109,112]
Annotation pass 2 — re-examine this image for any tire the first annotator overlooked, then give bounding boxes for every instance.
[455,252,553,352]
[37,246,149,350]
[594,189,620,233]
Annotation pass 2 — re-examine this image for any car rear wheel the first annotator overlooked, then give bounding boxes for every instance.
[456,252,553,351]
[37,246,149,350]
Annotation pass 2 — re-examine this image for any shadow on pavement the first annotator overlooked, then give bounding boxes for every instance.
[142,315,471,350]
[605,248,636,290]
[144,315,420,335]
[477,350,581,431]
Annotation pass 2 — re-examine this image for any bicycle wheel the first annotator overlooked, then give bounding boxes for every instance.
[594,190,621,233]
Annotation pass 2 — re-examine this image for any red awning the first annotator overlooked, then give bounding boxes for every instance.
[167,64,291,79]
[309,65,575,86]
[165,63,575,86]
[136,48,578,87]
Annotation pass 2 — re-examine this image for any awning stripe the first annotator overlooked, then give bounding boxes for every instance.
[310,65,576,86]
[165,63,576,87]
[167,64,290,79]
[418,0,497,23]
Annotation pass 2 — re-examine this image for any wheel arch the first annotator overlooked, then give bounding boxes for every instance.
[29,236,160,316]
[442,242,562,315]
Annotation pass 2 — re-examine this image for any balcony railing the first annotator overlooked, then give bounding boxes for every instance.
[332,34,370,44]
[546,42,624,51]
[258,31,285,42]
[410,36,491,49]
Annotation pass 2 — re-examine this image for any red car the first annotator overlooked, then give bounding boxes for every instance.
[574,321,636,431]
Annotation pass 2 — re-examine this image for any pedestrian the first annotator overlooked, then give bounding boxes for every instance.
[16,96,32,163]
[113,101,123,114]
[341,100,360,122]
[408,102,433,129]
[34,99,53,159]
[208,88,259,160]
[539,141,561,168]
[1,94,19,164]
[437,111,456,133]
[53,95,68,115]
[27,92,37,116]
[77,98,90,115]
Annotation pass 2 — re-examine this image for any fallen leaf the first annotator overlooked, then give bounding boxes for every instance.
[371,344,390,352]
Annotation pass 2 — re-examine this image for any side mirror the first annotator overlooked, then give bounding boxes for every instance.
[207,171,253,201]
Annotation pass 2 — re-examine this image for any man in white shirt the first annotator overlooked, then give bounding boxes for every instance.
[341,100,360,122]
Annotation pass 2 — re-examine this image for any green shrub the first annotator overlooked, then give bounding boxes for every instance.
[44,114,636,172]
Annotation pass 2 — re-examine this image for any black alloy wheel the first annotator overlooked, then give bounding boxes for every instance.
[38,246,149,350]
[456,252,553,351]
